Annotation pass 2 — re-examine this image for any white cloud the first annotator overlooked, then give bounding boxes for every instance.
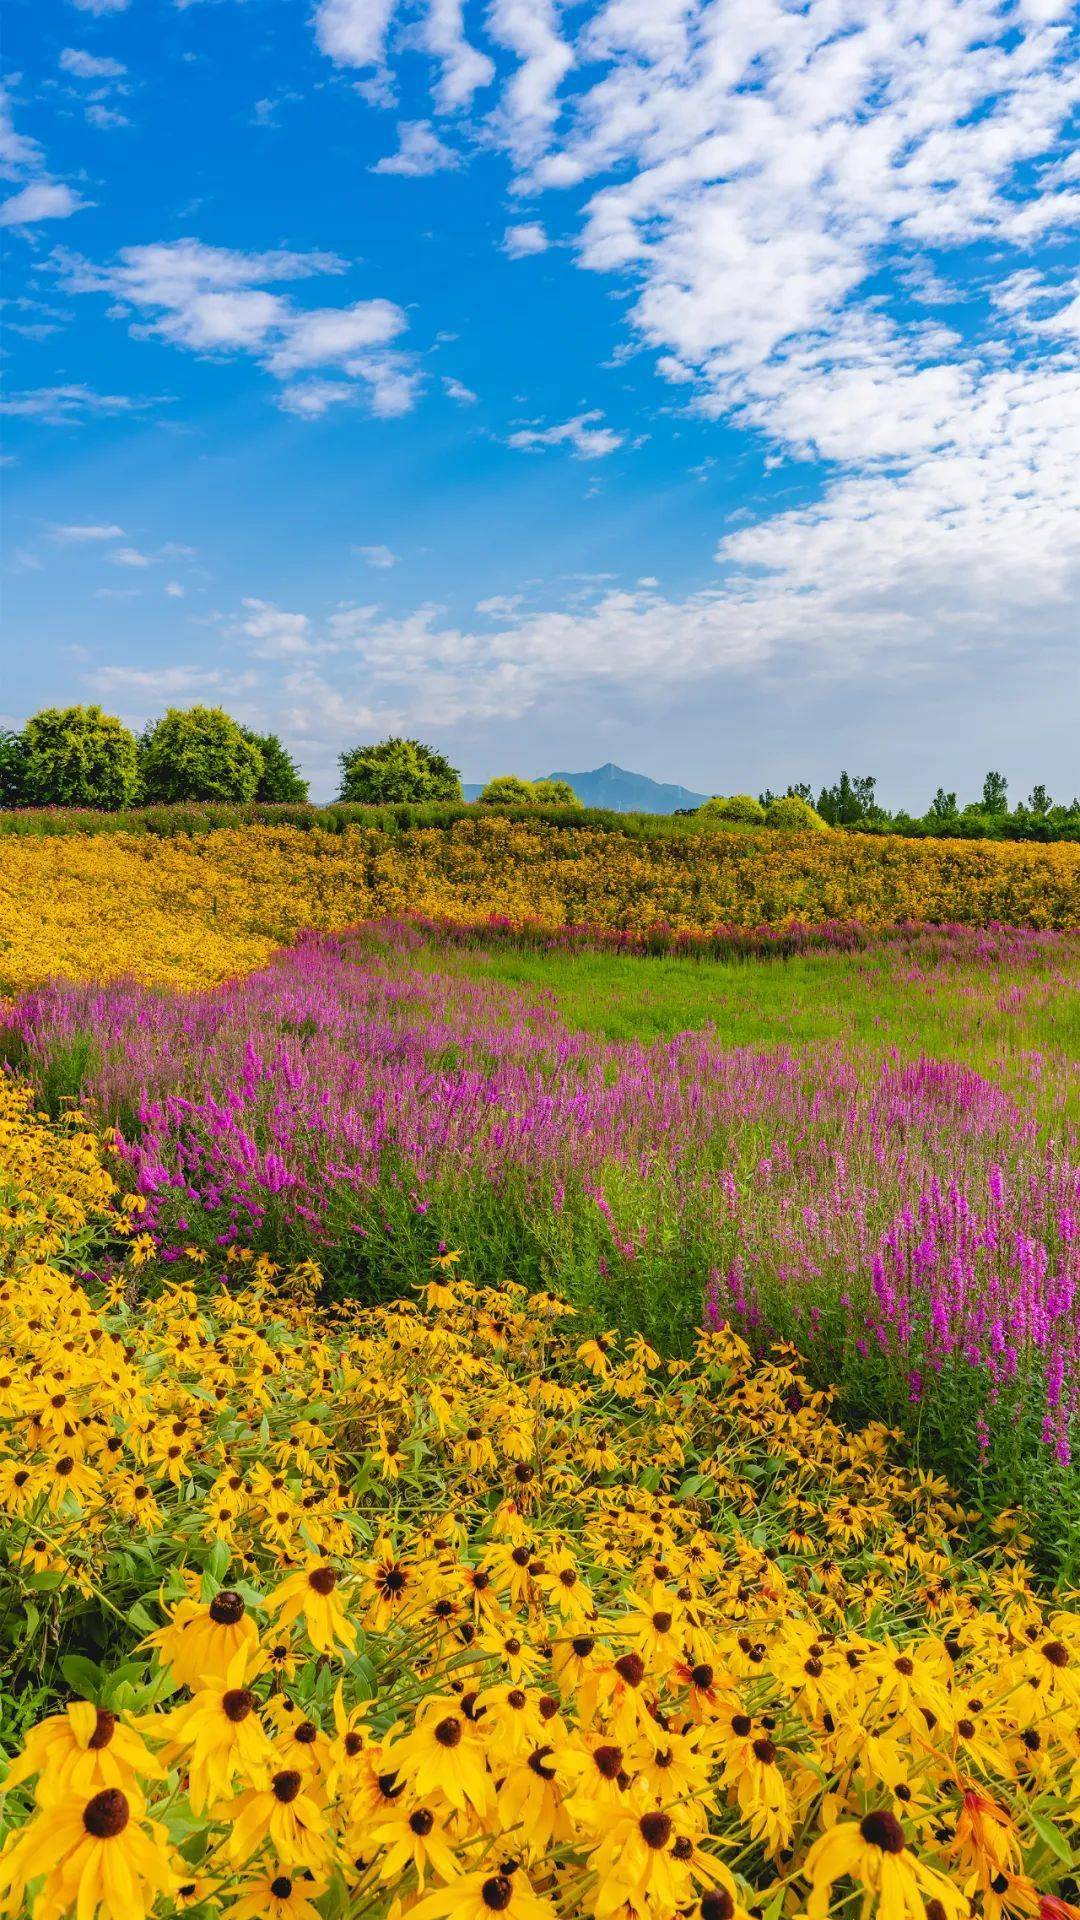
[372,120,460,176]
[0,181,85,227]
[165,581,185,598]
[488,0,573,168]
[276,379,357,418]
[51,522,126,541]
[108,546,152,567]
[0,87,42,179]
[68,0,130,12]
[442,374,477,404]
[424,0,494,112]
[59,47,126,79]
[507,410,624,459]
[89,665,227,700]
[85,104,130,130]
[503,221,549,258]
[0,385,134,423]
[234,598,313,657]
[356,544,397,568]
[59,239,420,419]
[314,0,396,69]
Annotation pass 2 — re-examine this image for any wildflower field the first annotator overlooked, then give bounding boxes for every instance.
[0,826,1078,1920]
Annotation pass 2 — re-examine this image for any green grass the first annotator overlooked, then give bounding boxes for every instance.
[422,940,1080,1129]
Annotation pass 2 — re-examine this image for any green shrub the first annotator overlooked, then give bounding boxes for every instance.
[18,705,139,811]
[478,775,539,806]
[532,778,581,807]
[339,737,462,805]
[764,794,829,832]
[700,793,766,825]
[240,729,309,803]
[139,707,264,804]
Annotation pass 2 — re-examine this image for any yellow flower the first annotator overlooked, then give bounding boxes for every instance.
[0,1785,175,1920]
[804,1812,967,1920]
[2,1703,163,1802]
[224,1865,326,1919]
[411,1866,557,1920]
[144,1587,260,1688]
[265,1562,357,1656]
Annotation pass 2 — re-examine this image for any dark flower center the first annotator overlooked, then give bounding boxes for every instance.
[223,1688,255,1723]
[690,1664,714,1689]
[271,1878,293,1899]
[640,1811,672,1850]
[272,1770,303,1804]
[307,1566,337,1595]
[860,1810,906,1853]
[434,1716,462,1748]
[1043,1640,1068,1669]
[481,1875,513,1911]
[209,1589,245,1624]
[593,1743,623,1779]
[83,1788,130,1839]
[753,1738,776,1765]
[528,1746,556,1779]
[88,1709,117,1751]
[701,1894,735,1920]
[410,1808,435,1836]
[614,1652,644,1687]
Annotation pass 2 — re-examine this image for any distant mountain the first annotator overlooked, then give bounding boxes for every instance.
[463,763,708,814]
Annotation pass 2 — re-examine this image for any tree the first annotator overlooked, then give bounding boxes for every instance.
[140,706,264,803]
[700,794,766,825]
[240,729,309,803]
[19,704,140,811]
[478,775,539,807]
[764,794,829,831]
[927,788,958,824]
[338,736,462,805]
[981,770,1008,815]
[817,772,880,827]
[0,728,28,807]
[531,777,581,807]
[1026,783,1052,818]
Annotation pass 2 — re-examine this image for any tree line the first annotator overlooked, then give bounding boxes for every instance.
[0,705,1076,840]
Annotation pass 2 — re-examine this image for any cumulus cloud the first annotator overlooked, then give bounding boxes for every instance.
[372,120,460,176]
[59,47,126,79]
[356,544,397,568]
[57,239,420,419]
[507,410,624,459]
[503,221,549,258]
[0,181,84,227]
[442,374,477,404]
[314,0,396,69]
[424,0,494,111]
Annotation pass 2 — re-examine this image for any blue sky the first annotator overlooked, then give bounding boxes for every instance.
[2,0,1078,805]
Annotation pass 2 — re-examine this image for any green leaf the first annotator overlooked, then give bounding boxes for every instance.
[60,1655,102,1702]
[1029,1812,1074,1869]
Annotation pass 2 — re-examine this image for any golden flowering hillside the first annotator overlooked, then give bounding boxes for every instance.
[1,820,1078,992]
[1,1082,1078,1920]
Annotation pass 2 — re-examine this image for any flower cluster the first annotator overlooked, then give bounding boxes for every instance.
[7,927,1077,1554]
[1,818,1078,997]
[0,1089,1077,1920]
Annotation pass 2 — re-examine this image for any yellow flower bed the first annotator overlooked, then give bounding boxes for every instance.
[1,821,1077,993]
[0,1086,1077,1920]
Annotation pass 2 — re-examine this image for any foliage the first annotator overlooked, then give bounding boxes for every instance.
[531,777,581,806]
[700,794,767,825]
[139,706,264,804]
[479,776,583,808]
[983,771,1009,815]
[0,1082,1077,1920]
[478,774,537,806]
[0,727,29,806]
[338,736,462,805]
[762,794,828,832]
[816,772,882,828]
[240,728,310,803]
[14,706,140,811]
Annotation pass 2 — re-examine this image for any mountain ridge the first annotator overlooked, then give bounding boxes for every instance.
[463,762,709,814]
